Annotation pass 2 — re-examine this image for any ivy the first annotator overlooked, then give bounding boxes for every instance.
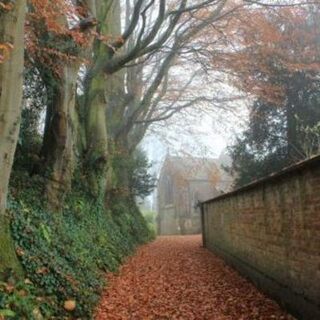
[4,175,154,319]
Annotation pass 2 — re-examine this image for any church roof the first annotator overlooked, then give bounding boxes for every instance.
[161,155,219,181]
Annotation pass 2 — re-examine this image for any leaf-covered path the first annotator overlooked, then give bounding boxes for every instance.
[95,235,294,320]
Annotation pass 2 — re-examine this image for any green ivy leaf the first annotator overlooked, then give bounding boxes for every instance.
[0,309,16,317]
[40,223,51,244]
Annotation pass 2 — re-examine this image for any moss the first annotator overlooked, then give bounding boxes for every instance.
[0,215,24,280]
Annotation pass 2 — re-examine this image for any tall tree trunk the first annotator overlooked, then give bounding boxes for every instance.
[112,134,131,195]
[84,70,110,197]
[42,65,79,211]
[0,0,26,278]
[83,0,121,197]
[104,66,127,201]
[39,0,98,210]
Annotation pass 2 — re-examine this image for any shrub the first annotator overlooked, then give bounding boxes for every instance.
[142,210,157,235]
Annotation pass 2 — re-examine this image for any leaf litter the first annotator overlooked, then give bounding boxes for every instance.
[95,235,295,320]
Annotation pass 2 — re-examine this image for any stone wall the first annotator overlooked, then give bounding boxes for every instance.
[202,156,320,320]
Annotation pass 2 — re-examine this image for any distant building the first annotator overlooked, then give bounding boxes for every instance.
[157,155,233,235]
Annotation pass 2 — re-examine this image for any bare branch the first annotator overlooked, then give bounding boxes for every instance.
[244,0,320,7]
[136,95,245,124]
[121,0,144,42]
[168,0,220,14]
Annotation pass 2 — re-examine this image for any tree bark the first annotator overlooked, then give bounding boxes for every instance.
[43,65,79,211]
[0,0,26,278]
[82,0,122,197]
[39,0,98,210]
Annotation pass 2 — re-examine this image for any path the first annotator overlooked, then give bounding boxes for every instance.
[95,235,294,320]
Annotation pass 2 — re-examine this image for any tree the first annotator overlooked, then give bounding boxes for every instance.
[0,0,26,277]
[225,6,320,187]
[211,4,320,101]
[24,0,95,209]
[76,0,232,200]
[110,148,156,199]
[228,99,294,187]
